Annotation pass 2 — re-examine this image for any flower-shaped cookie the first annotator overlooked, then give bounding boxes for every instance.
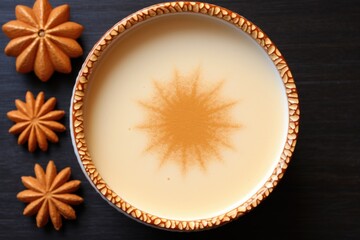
[7,91,66,152]
[17,160,83,230]
[2,0,84,81]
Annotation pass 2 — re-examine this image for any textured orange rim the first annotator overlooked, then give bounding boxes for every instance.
[70,1,300,231]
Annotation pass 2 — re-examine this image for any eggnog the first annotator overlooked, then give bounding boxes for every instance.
[83,13,288,220]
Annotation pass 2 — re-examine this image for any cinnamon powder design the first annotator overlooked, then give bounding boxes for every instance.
[138,68,240,172]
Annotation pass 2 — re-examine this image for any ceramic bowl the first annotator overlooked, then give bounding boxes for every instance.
[70,1,299,231]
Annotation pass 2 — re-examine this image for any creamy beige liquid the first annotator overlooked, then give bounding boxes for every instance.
[84,13,288,220]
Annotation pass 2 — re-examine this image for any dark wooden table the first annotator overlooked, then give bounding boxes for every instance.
[0,0,359,239]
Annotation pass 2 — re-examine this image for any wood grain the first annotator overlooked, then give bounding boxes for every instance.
[0,0,359,239]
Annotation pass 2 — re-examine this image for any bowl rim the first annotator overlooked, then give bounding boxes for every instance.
[70,1,300,231]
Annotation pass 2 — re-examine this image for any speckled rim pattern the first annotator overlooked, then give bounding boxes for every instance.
[70,1,300,231]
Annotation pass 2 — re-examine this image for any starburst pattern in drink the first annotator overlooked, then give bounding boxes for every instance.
[138,68,240,172]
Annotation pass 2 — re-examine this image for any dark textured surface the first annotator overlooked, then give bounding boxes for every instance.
[0,0,359,239]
